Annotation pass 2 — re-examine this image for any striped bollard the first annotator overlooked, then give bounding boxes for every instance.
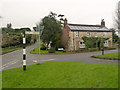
[23,30,26,71]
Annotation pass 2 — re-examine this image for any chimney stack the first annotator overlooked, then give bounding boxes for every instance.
[101,19,105,27]
[64,18,67,27]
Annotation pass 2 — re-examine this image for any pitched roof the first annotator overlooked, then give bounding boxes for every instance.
[67,23,110,32]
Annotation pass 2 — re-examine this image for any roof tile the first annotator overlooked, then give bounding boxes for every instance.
[68,23,110,32]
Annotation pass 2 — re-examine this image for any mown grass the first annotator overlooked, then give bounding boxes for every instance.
[1,43,35,54]
[0,71,1,90]
[1,47,21,54]
[2,61,118,88]
[93,52,120,60]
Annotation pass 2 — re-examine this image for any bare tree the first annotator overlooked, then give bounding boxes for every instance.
[114,1,120,61]
[114,1,120,37]
[58,14,64,23]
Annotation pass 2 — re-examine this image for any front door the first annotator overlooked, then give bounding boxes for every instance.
[108,40,112,47]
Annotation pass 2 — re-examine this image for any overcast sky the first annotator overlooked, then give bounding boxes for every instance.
[0,0,119,29]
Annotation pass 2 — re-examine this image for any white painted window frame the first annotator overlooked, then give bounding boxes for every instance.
[76,31,79,37]
[94,32,97,37]
[87,32,90,37]
[103,32,107,37]
[80,42,85,48]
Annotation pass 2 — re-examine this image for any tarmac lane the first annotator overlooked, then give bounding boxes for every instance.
[2,43,118,71]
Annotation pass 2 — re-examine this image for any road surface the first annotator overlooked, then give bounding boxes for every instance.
[1,43,119,71]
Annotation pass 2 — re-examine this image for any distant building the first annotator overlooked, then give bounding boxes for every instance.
[61,18,112,51]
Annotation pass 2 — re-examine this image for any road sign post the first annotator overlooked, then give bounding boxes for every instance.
[22,30,40,71]
[36,25,44,64]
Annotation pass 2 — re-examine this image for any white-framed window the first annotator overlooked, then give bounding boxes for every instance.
[80,42,84,44]
[103,32,107,37]
[80,42,85,48]
[87,32,90,37]
[104,41,108,47]
[94,32,97,37]
[104,41,107,44]
[76,31,79,37]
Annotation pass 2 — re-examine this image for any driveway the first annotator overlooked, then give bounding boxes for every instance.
[1,43,119,71]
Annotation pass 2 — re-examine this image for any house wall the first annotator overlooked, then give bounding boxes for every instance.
[62,25,112,51]
[61,25,70,50]
[68,31,112,51]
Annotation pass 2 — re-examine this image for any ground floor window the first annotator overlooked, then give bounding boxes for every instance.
[104,41,108,47]
[80,42,85,48]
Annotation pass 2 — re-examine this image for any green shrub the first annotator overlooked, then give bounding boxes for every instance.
[88,48,98,51]
[72,48,99,53]
[48,48,56,53]
[108,47,116,50]
[26,34,32,44]
[63,49,66,52]
[40,44,46,50]
[1,44,9,48]
[82,36,109,49]
[72,48,87,53]
[104,47,116,50]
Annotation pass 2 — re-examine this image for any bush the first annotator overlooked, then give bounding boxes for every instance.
[71,48,87,53]
[104,47,116,50]
[63,49,66,52]
[71,48,98,53]
[88,48,98,51]
[82,36,109,49]
[1,44,9,48]
[40,44,46,50]
[48,48,56,53]
[26,34,32,44]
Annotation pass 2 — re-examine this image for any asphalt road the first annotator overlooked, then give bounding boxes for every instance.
[1,43,119,71]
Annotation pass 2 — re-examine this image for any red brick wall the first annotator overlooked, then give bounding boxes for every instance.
[61,26,113,50]
[61,25,70,50]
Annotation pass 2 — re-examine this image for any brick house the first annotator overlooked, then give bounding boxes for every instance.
[61,18,112,51]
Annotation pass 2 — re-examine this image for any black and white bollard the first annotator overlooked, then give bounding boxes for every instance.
[23,30,26,71]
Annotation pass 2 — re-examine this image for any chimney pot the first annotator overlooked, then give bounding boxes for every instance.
[64,18,67,27]
[101,19,105,27]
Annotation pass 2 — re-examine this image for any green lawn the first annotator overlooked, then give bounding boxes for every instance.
[93,52,120,60]
[1,47,21,54]
[30,48,66,54]
[1,43,35,54]
[2,61,118,88]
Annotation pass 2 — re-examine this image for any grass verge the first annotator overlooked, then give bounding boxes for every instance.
[1,43,36,54]
[30,48,66,54]
[30,47,116,55]
[1,47,22,54]
[2,61,118,88]
[92,52,120,60]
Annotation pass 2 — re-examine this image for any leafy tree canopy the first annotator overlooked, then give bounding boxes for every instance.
[39,12,63,49]
[82,36,109,49]
[109,28,119,43]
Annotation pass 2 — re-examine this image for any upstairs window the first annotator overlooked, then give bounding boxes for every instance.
[94,32,97,37]
[76,31,79,37]
[103,32,107,37]
[87,32,90,37]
